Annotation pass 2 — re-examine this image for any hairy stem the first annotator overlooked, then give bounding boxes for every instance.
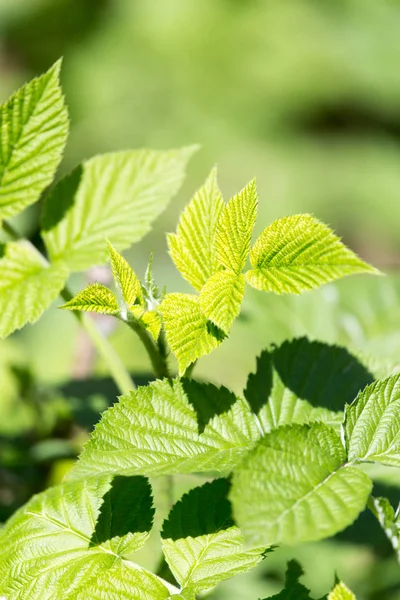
[2,220,135,395]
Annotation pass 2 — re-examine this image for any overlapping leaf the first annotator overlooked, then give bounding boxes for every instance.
[61,282,119,315]
[168,168,224,291]
[42,146,196,270]
[199,270,245,333]
[230,423,372,546]
[246,214,378,294]
[0,475,168,600]
[161,479,265,598]
[0,59,68,219]
[160,293,224,374]
[69,378,260,480]
[0,242,69,338]
[344,373,400,466]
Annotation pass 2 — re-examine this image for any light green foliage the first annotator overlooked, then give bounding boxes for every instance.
[199,270,245,333]
[215,179,257,273]
[140,310,162,341]
[0,242,69,338]
[161,479,265,598]
[168,167,224,291]
[369,496,400,562]
[61,282,119,315]
[262,560,321,599]
[0,60,68,219]
[42,146,196,270]
[160,293,223,375]
[230,424,372,546]
[0,475,169,600]
[344,373,400,466]
[69,378,260,479]
[328,582,356,600]
[245,214,378,294]
[108,241,144,310]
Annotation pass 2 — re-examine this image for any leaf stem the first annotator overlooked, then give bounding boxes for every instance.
[2,220,135,395]
[124,319,171,380]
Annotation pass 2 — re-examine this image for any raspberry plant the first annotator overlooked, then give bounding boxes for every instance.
[0,60,398,600]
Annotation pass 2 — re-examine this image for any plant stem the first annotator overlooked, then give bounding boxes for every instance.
[2,220,135,395]
[124,319,170,380]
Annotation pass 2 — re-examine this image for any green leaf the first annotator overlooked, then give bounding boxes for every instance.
[140,310,162,341]
[0,241,69,338]
[344,373,400,466]
[262,560,318,599]
[199,270,245,333]
[230,423,372,546]
[69,378,260,479]
[160,293,224,375]
[61,282,119,315]
[168,167,224,291]
[0,475,168,599]
[108,241,144,311]
[215,178,257,274]
[328,582,356,600]
[369,496,400,562]
[161,479,265,596]
[245,214,378,294]
[0,59,68,219]
[42,146,196,271]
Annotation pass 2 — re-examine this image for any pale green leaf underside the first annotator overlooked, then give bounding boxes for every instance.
[61,282,119,315]
[231,424,372,546]
[345,373,400,466]
[160,293,223,375]
[199,270,245,333]
[216,179,257,274]
[369,496,400,562]
[42,146,196,271]
[0,477,165,600]
[329,582,356,600]
[246,214,378,294]
[0,242,69,338]
[69,378,260,480]
[0,59,68,219]
[108,241,144,310]
[168,167,224,291]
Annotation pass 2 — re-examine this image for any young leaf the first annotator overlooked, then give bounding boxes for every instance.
[0,475,167,600]
[161,479,266,597]
[369,496,400,562]
[328,582,356,600]
[168,168,224,291]
[69,378,260,480]
[245,214,378,294]
[215,178,257,274]
[199,270,245,333]
[262,560,319,599]
[140,310,162,341]
[61,282,119,315]
[0,242,69,338]
[230,423,372,546]
[42,146,196,271]
[344,373,400,466]
[0,59,68,219]
[160,293,224,375]
[108,241,144,311]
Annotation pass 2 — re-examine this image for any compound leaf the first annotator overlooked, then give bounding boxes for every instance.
[0,242,69,338]
[160,293,224,375]
[199,270,245,333]
[230,423,372,546]
[0,59,68,219]
[246,214,378,294]
[61,282,119,315]
[344,373,400,466]
[215,179,257,274]
[108,241,144,311]
[42,146,196,271]
[168,168,224,291]
[161,479,265,596]
[69,378,260,480]
[0,475,167,600]
[328,582,356,600]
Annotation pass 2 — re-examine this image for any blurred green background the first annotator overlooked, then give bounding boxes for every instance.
[2,0,400,598]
